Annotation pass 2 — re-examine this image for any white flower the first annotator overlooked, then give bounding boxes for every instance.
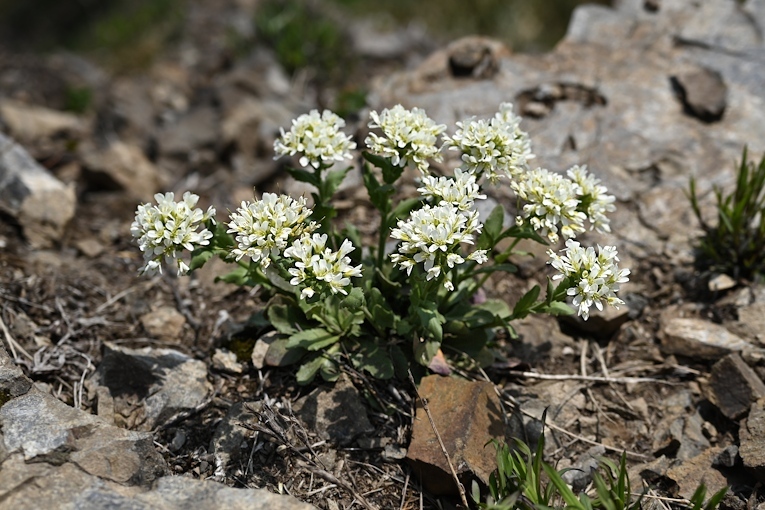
[547,239,630,320]
[390,203,486,289]
[274,109,356,169]
[284,234,362,298]
[417,168,487,211]
[227,193,317,268]
[131,191,216,276]
[512,167,587,243]
[365,105,446,173]
[442,102,534,183]
[567,165,616,233]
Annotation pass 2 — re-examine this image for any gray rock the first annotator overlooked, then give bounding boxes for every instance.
[0,462,314,510]
[739,397,765,469]
[561,445,605,493]
[0,132,76,247]
[660,317,754,359]
[159,106,219,156]
[0,340,32,399]
[135,476,316,510]
[294,374,373,446]
[210,402,257,477]
[0,388,166,483]
[370,0,765,265]
[211,349,243,374]
[712,445,739,468]
[96,343,212,431]
[672,67,727,122]
[706,353,765,420]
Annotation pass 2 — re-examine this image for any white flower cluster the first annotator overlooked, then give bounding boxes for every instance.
[227,193,316,268]
[365,104,446,173]
[417,168,486,212]
[273,109,356,169]
[131,192,216,276]
[390,204,487,290]
[284,234,363,299]
[548,239,630,320]
[442,102,533,183]
[512,165,617,243]
[567,165,616,233]
[512,168,587,243]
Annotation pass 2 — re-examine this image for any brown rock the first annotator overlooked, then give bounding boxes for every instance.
[140,306,186,343]
[666,448,727,500]
[0,100,85,140]
[706,354,765,420]
[406,375,506,496]
[739,397,765,469]
[660,317,753,359]
[80,141,161,200]
[672,68,727,122]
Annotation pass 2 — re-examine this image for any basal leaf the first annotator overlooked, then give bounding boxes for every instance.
[287,328,340,351]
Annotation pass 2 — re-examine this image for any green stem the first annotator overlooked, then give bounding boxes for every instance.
[376,205,391,271]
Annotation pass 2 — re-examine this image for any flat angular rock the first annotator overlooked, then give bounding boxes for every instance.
[80,140,161,200]
[0,388,166,483]
[706,353,765,420]
[293,374,373,446]
[665,448,728,500]
[159,106,218,156]
[739,397,765,469]
[660,317,754,359]
[140,306,186,344]
[406,375,506,496]
[0,341,32,399]
[136,476,317,510]
[210,402,257,477]
[0,132,76,247]
[0,100,85,140]
[0,463,314,510]
[96,343,212,431]
[672,68,727,122]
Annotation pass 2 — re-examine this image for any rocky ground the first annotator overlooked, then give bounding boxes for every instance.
[2,0,765,508]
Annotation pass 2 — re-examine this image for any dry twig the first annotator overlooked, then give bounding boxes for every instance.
[507,370,676,385]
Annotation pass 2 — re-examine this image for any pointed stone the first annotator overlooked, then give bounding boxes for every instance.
[406,375,509,496]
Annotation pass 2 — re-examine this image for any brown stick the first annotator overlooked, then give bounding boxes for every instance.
[408,370,469,508]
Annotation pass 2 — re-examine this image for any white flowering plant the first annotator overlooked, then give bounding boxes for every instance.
[131,104,630,384]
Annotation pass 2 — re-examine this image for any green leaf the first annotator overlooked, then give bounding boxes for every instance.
[286,167,319,187]
[540,301,575,316]
[351,339,394,379]
[319,356,340,382]
[267,304,304,334]
[320,166,351,199]
[287,328,340,351]
[389,197,423,225]
[215,266,250,286]
[479,204,505,249]
[296,354,325,385]
[341,287,365,309]
[189,248,215,271]
[512,285,540,318]
[413,335,440,366]
[362,163,394,212]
